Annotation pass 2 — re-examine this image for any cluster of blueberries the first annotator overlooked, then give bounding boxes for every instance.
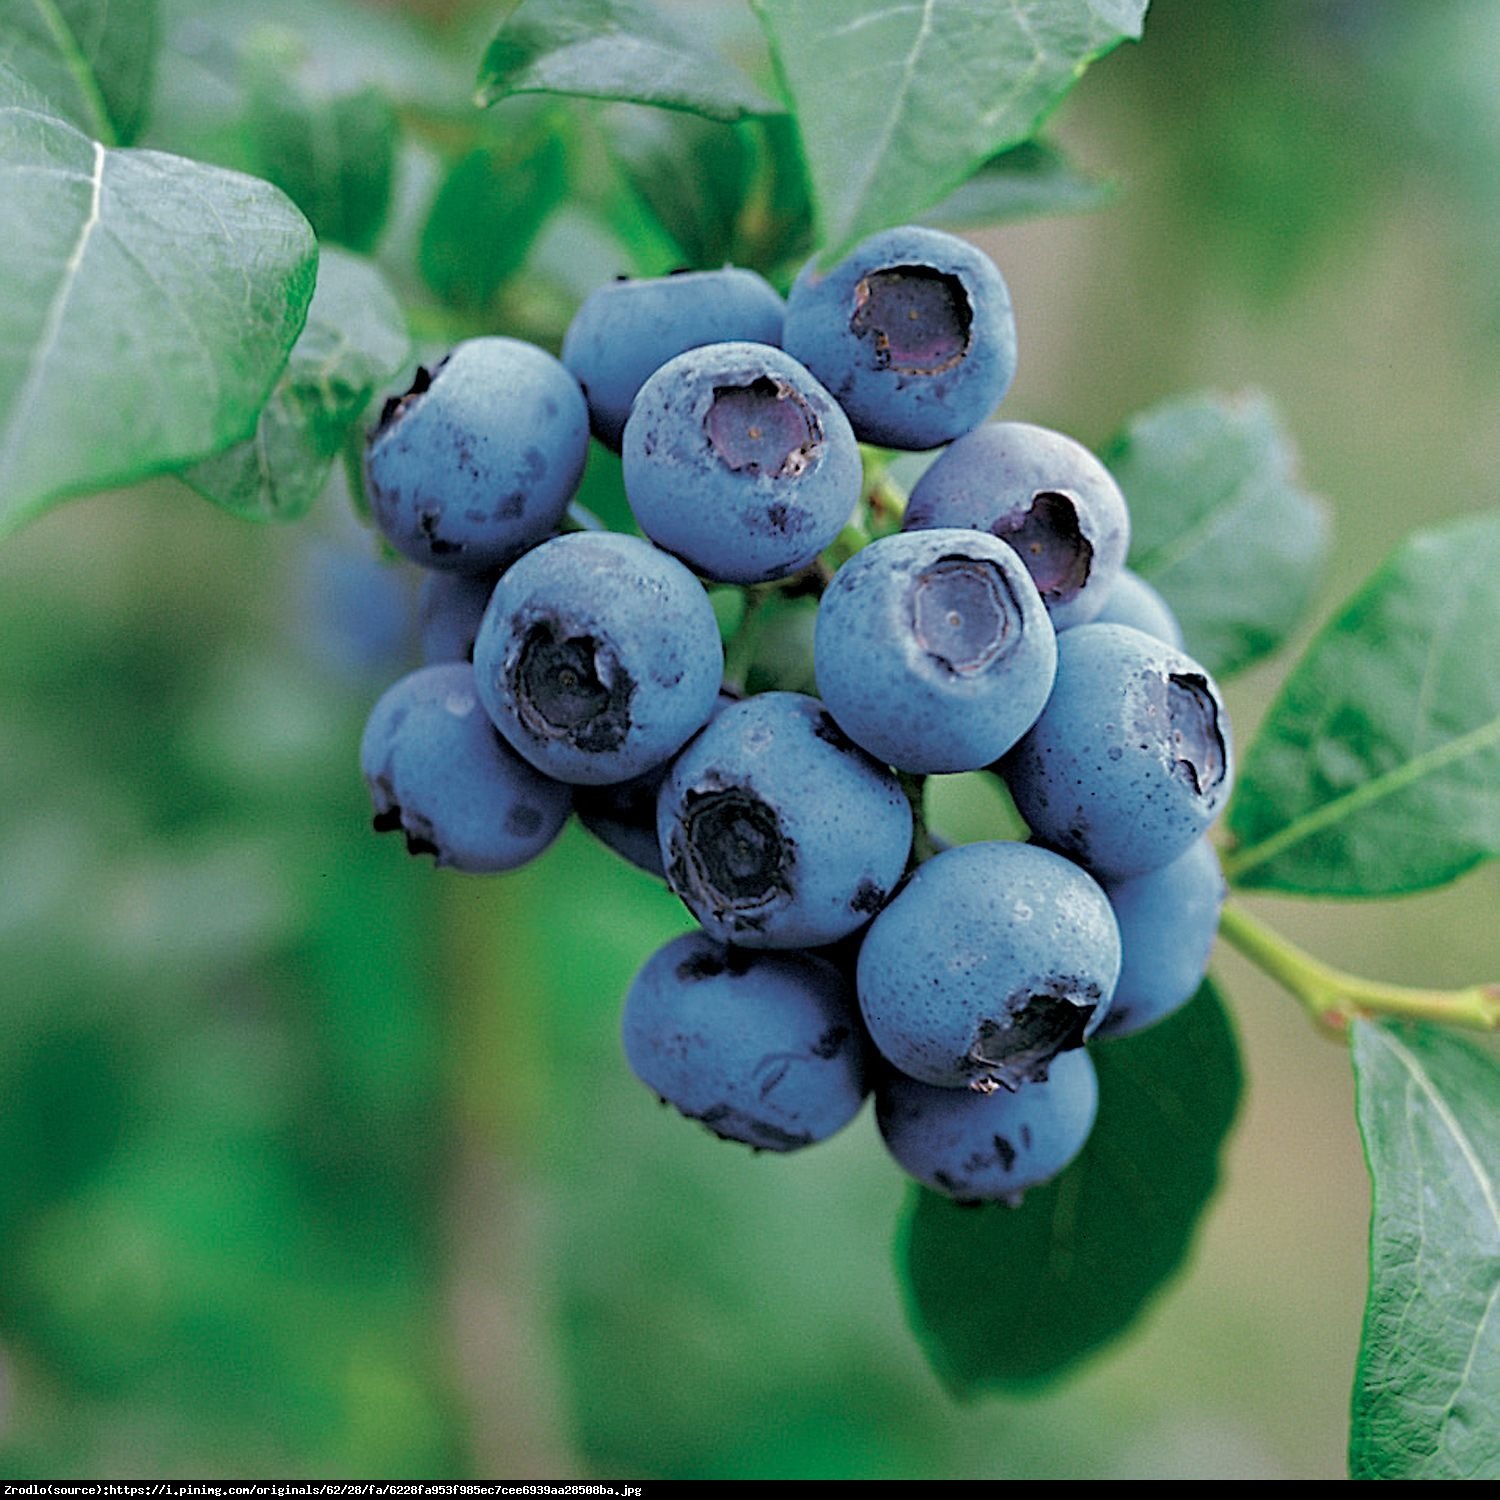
[358,225,1231,1205]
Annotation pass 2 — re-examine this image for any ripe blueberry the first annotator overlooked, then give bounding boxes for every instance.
[622,342,861,584]
[857,841,1120,1091]
[365,338,588,573]
[562,267,786,450]
[473,531,722,786]
[783,225,1016,450]
[361,662,571,873]
[905,421,1130,630]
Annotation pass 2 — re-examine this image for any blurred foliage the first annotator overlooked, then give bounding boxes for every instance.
[4,0,1500,1482]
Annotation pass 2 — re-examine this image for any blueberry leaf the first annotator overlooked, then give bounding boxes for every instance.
[1350,1021,1500,1479]
[477,0,778,122]
[1226,510,1500,895]
[0,106,317,539]
[752,0,1147,259]
[1105,390,1331,679]
[899,979,1241,1394]
[420,107,570,313]
[241,29,397,253]
[0,0,157,144]
[922,140,1114,229]
[177,249,409,524]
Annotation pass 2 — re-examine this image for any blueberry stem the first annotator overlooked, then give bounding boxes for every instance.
[1218,899,1500,1035]
[722,586,772,693]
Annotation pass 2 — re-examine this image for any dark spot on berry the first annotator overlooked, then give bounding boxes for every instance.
[850,879,885,915]
[813,710,856,751]
[992,491,1092,603]
[705,376,823,478]
[812,1025,850,1060]
[992,1135,1017,1172]
[850,265,972,375]
[507,804,544,838]
[495,491,525,520]
[911,555,1021,674]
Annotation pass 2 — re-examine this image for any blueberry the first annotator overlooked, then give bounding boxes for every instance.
[783,225,1016,450]
[877,1047,1098,1203]
[562,268,786,449]
[658,692,912,949]
[365,338,588,573]
[622,931,872,1151]
[814,528,1056,772]
[1090,567,1185,650]
[418,568,500,663]
[622,342,861,584]
[904,422,1130,629]
[1002,624,1234,881]
[1098,836,1226,1038]
[574,688,737,878]
[857,841,1120,1091]
[473,531,723,786]
[360,662,571,872]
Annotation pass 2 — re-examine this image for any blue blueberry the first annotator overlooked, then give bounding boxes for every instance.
[418,568,500,663]
[1002,624,1234,881]
[814,528,1056,773]
[904,422,1130,630]
[365,338,588,573]
[622,931,872,1151]
[857,841,1119,1091]
[877,1048,1098,1203]
[657,692,912,949]
[473,531,722,786]
[562,268,786,449]
[574,688,737,878]
[622,342,861,584]
[783,225,1016,450]
[1090,567,1185,650]
[360,662,571,873]
[1098,837,1226,1038]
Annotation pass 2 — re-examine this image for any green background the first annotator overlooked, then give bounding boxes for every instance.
[2,0,1499,1479]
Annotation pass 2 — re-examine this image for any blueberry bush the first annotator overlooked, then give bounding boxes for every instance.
[1,0,1497,1481]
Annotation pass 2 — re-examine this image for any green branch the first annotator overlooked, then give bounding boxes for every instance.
[1218,900,1500,1035]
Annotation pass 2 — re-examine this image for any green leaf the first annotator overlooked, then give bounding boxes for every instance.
[605,103,754,269]
[241,28,397,253]
[0,0,157,144]
[1105,391,1330,679]
[751,0,1147,258]
[419,109,569,313]
[1226,511,1500,895]
[923,140,1113,228]
[1350,1022,1500,1480]
[178,249,409,523]
[0,108,317,538]
[477,0,777,123]
[899,979,1240,1395]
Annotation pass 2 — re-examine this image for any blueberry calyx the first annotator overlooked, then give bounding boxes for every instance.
[704,375,823,478]
[672,785,794,918]
[850,264,973,375]
[911,556,1020,674]
[967,987,1098,1093]
[992,490,1094,602]
[511,617,634,754]
[1167,672,1228,795]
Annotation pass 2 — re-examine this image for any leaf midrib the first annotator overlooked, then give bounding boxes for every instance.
[1226,713,1500,882]
[27,0,116,144]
